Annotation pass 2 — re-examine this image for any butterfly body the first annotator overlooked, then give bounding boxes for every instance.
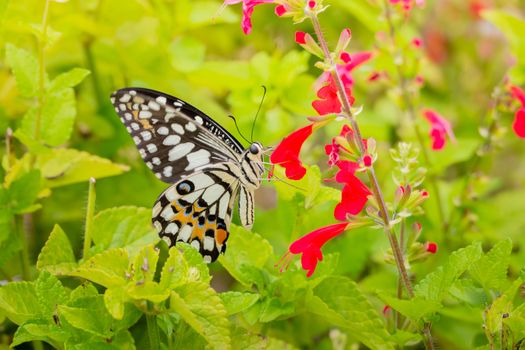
[111,88,264,262]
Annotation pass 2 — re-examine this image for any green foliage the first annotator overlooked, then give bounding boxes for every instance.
[1,0,525,349]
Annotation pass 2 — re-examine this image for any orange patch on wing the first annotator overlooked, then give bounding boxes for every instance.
[215,229,228,245]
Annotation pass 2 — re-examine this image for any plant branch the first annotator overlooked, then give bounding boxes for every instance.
[146,307,161,350]
[82,178,96,259]
[382,0,447,235]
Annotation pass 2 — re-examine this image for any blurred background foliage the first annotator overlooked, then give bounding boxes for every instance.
[1,0,525,349]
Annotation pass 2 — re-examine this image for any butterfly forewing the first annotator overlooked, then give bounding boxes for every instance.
[111,88,243,183]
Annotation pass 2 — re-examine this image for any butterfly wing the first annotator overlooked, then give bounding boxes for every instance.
[238,187,255,229]
[110,87,244,183]
[152,163,242,262]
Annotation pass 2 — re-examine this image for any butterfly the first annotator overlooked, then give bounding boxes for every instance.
[110,88,266,263]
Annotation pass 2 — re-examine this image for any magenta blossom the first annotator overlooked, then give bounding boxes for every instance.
[422,109,456,150]
[223,0,274,35]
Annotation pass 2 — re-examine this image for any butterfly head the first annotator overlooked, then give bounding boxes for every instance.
[249,141,263,155]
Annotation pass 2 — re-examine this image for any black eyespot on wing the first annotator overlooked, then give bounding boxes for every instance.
[177,180,194,195]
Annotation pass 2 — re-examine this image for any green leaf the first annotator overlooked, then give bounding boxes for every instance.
[49,68,90,93]
[485,278,522,334]
[131,244,159,283]
[469,238,512,291]
[219,225,272,286]
[58,303,113,338]
[37,224,77,275]
[170,282,230,350]
[35,271,69,317]
[219,292,260,316]
[160,245,211,290]
[0,282,40,325]
[104,287,127,320]
[12,318,67,348]
[5,43,41,97]
[7,170,41,214]
[126,281,170,303]
[414,242,483,302]
[91,206,158,258]
[70,248,129,288]
[505,302,525,340]
[376,292,442,321]
[307,276,394,349]
[429,139,479,173]
[35,148,129,188]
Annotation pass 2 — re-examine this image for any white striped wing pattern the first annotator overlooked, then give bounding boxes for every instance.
[111,88,264,262]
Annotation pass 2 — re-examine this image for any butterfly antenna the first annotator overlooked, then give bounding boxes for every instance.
[228,115,251,144]
[251,85,267,142]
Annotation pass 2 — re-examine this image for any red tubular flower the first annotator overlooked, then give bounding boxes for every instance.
[316,51,372,93]
[289,223,349,277]
[510,85,525,138]
[223,0,274,35]
[334,163,372,220]
[422,109,456,150]
[312,76,354,115]
[274,4,287,16]
[295,31,306,45]
[270,123,314,180]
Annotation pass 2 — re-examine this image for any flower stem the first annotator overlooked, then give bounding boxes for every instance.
[146,307,160,350]
[82,178,96,259]
[382,0,447,235]
[309,11,435,348]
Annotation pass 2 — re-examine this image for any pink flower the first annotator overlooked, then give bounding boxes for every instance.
[270,124,314,180]
[422,109,456,150]
[510,85,525,138]
[288,223,349,277]
[223,0,274,35]
[312,76,354,115]
[295,31,306,44]
[274,4,287,16]
[412,37,423,48]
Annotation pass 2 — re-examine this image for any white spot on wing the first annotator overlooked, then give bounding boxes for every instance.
[148,101,161,111]
[203,236,215,252]
[203,255,212,263]
[168,143,195,161]
[185,149,211,171]
[202,184,225,204]
[156,96,167,105]
[194,116,204,125]
[161,205,175,220]
[218,192,230,218]
[141,131,152,141]
[119,94,131,103]
[179,225,193,242]
[172,124,184,135]
[153,221,162,231]
[185,122,197,132]
[163,135,181,146]
[165,186,178,202]
[139,110,152,119]
[157,126,169,135]
[163,166,173,178]
[165,223,179,235]
[146,143,158,153]
[152,202,162,217]
[162,236,172,245]
[191,240,200,250]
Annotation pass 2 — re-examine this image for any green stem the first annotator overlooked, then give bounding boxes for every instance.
[382,0,447,236]
[35,0,51,141]
[16,216,32,280]
[146,313,161,350]
[83,41,105,110]
[82,178,96,259]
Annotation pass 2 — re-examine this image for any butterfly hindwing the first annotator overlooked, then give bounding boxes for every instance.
[110,87,243,183]
[152,163,242,262]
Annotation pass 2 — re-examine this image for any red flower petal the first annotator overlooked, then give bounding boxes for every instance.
[270,124,314,180]
[295,31,306,45]
[312,76,355,115]
[513,108,525,138]
[334,174,372,220]
[422,109,455,151]
[223,0,274,35]
[511,85,525,106]
[289,222,349,277]
[425,242,438,254]
[274,4,287,16]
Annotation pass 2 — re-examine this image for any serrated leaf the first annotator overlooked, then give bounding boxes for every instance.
[414,243,483,302]
[49,68,90,93]
[90,206,158,257]
[258,297,294,323]
[35,272,69,317]
[12,318,67,348]
[36,148,129,188]
[69,282,99,302]
[160,245,210,290]
[485,278,522,334]
[5,43,41,97]
[505,302,525,340]
[219,225,272,286]
[376,292,442,321]
[469,238,512,291]
[126,281,170,303]
[37,224,77,274]
[132,244,159,283]
[65,329,136,350]
[307,276,394,349]
[0,282,40,325]
[170,282,230,350]
[58,303,113,338]
[70,248,129,288]
[104,287,127,320]
[220,292,260,316]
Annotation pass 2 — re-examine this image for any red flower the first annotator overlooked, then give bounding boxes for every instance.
[288,223,349,277]
[223,0,274,35]
[312,75,354,115]
[270,124,314,180]
[422,109,456,150]
[425,242,438,254]
[324,125,367,167]
[317,51,373,92]
[295,31,306,45]
[274,4,287,16]
[510,85,525,138]
[333,161,372,220]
